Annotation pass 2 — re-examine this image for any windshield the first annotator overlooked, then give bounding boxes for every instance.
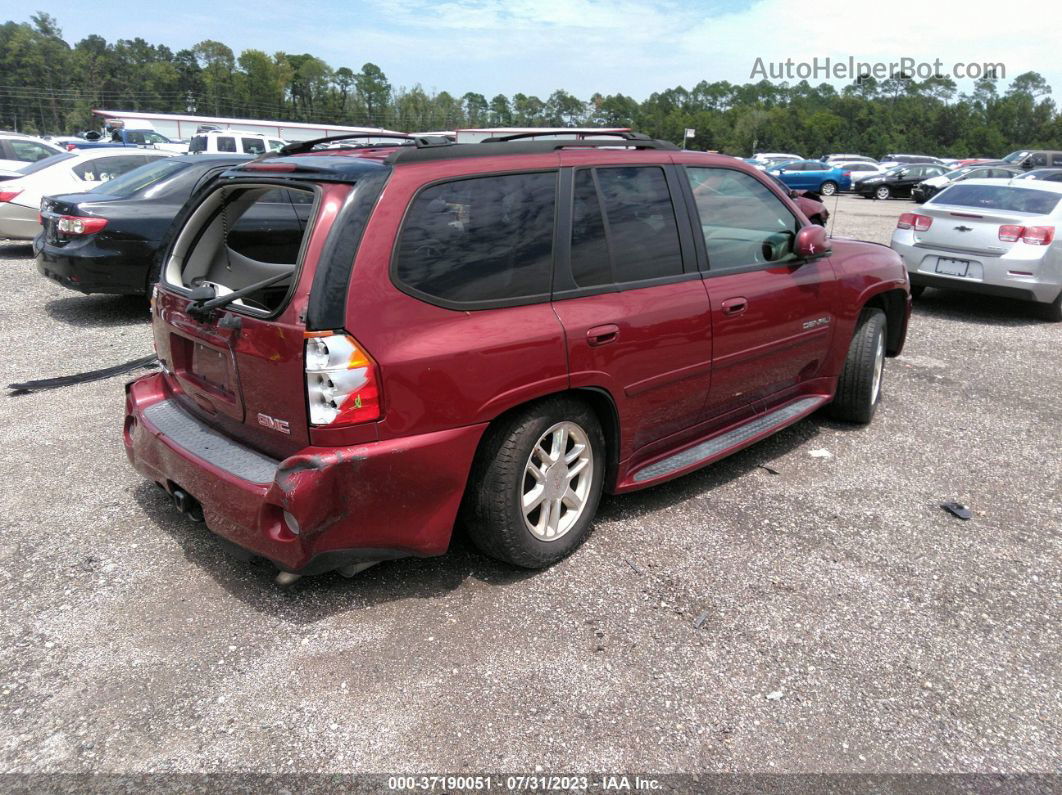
[189,135,207,153]
[88,158,190,198]
[930,184,1062,214]
[15,152,76,176]
[1002,151,1030,164]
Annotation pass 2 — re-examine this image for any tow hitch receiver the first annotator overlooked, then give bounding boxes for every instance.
[171,488,204,522]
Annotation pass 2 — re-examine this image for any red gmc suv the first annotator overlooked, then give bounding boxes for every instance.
[123,132,911,581]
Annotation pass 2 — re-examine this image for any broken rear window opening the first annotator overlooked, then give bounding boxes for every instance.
[164,183,317,314]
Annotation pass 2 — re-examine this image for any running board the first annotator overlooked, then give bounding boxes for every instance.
[631,396,828,484]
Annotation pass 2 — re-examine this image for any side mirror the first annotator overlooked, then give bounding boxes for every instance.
[794,225,830,258]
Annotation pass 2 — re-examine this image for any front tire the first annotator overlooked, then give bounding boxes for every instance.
[874,185,891,200]
[462,397,605,568]
[828,308,887,424]
[819,180,838,196]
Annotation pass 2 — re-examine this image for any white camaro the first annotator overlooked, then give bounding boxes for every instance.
[0,148,175,240]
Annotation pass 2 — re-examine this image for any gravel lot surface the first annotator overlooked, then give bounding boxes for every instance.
[0,195,1059,776]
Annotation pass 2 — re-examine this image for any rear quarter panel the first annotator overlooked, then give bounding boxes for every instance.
[343,155,571,441]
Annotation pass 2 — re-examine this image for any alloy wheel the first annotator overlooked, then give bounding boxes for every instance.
[521,421,594,541]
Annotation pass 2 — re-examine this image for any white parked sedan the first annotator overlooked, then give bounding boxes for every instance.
[837,161,888,187]
[890,178,1062,320]
[0,148,174,240]
[0,134,64,176]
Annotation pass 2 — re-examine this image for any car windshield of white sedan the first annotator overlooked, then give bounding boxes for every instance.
[931,184,1062,214]
[15,152,75,176]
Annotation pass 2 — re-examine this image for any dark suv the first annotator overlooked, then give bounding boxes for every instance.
[123,132,911,580]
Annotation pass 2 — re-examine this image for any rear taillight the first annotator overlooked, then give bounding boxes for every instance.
[304,332,381,426]
[897,213,932,231]
[66,143,77,151]
[999,225,1055,245]
[1022,226,1054,245]
[0,189,21,203]
[57,215,107,235]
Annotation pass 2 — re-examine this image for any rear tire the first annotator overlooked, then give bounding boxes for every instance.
[1043,290,1062,322]
[910,284,926,299]
[874,185,891,200]
[461,397,605,568]
[828,308,887,424]
[819,180,838,196]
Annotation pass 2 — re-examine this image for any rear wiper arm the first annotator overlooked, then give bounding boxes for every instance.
[187,270,292,320]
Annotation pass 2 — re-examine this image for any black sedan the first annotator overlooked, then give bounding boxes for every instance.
[856,164,950,200]
[34,154,252,296]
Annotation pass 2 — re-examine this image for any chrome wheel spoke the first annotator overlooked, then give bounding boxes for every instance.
[526,461,547,483]
[551,426,568,460]
[545,498,563,537]
[561,486,583,510]
[565,442,585,464]
[566,456,589,481]
[536,442,556,465]
[522,484,546,511]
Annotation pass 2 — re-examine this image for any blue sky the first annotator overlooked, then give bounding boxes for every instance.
[22,0,1062,100]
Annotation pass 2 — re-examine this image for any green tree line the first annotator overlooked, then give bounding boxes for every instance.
[3,12,1060,158]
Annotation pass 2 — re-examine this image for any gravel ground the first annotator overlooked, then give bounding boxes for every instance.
[0,195,1059,777]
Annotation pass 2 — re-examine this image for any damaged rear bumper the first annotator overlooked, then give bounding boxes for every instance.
[123,372,486,574]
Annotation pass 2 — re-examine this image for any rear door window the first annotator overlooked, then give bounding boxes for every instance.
[241,138,266,154]
[216,136,237,153]
[395,172,557,306]
[576,166,684,285]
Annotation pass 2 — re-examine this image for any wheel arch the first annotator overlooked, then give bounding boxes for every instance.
[472,386,623,493]
[861,287,909,355]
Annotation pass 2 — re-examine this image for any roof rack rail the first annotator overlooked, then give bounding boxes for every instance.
[386,134,678,164]
[479,130,654,143]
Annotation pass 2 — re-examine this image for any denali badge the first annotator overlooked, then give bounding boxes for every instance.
[258,413,291,434]
[802,316,831,330]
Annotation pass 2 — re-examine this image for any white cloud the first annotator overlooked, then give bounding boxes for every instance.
[44,0,1062,100]
[324,0,1062,98]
